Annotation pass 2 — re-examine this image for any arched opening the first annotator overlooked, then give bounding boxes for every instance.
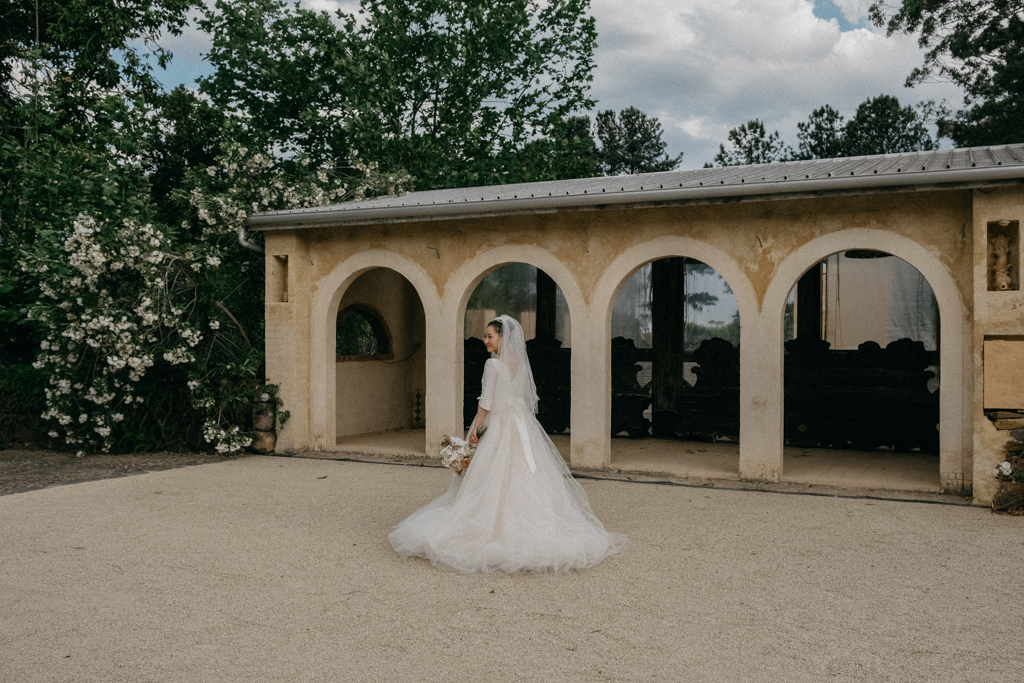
[782,250,940,489]
[336,304,393,359]
[462,262,572,459]
[333,268,426,454]
[609,257,741,478]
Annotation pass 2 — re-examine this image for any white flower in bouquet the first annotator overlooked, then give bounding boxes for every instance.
[997,461,1013,477]
[439,434,475,477]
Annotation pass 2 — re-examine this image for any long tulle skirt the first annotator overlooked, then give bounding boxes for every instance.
[389,410,628,573]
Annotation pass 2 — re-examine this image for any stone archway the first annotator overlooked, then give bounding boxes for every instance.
[311,251,440,452]
[593,236,758,471]
[441,245,588,464]
[763,229,969,492]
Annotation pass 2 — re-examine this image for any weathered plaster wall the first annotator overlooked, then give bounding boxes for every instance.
[265,187,984,493]
[264,232,311,453]
[334,269,426,438]
[972,186,1024,504]
[302,192,972,310]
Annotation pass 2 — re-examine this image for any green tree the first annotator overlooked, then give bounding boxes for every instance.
[795,105,847,160]
[712,119,791,166]
[1,0,199,117]
[842,94,934,155]
[197,0,353,164]
[143,86,229,222]
[789,96,934,161]
[870,0,1024,146]
[493,115,600,183]
[595,107,683,175]
[198,0,599,188]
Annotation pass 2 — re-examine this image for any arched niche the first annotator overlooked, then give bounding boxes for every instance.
[332,268,426,441]
[336,303,394,361]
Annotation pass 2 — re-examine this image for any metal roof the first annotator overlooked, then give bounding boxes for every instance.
[247,143,1024,231]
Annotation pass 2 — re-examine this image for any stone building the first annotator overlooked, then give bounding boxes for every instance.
[248,145,1024,505]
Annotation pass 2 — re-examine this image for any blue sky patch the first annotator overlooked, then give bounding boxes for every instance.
[812,0,862,32]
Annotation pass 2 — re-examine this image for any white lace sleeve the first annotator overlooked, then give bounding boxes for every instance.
[478,358,498,410]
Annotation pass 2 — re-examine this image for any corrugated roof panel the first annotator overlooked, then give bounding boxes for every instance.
[248,143,1024,228]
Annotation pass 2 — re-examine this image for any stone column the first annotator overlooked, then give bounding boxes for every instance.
[571,309,611,468]
[739,311,783,482]
[424,303,460,460]
[650,257,688,437]
[795,263,822,340]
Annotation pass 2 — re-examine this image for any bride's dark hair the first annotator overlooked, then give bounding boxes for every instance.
[487,318,503,335]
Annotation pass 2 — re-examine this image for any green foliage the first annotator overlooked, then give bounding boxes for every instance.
[2,51,408,454]
[0,360,47,448]
[336,311,378,356]
[595,107,684,175]
[0,0,200,115]
[198,0,599,189]
[498,116,601,183]
[793,96,934,159]
[717,95,936,167]
[467,263,538,315]
[870,0,1024,146]
[197,0,353,164]
[794,95,934,159]
[842,95,935,155]
[796,105,847,160]
[143,86,229,221]
[686,315,740,349]
[712,119,791,166]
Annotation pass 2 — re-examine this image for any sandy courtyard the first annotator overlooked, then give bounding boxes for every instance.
[1,456,1022,682]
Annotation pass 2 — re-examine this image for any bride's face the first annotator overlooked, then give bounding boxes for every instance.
[483,325,501,353]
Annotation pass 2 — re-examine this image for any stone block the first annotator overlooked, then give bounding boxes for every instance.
[984,340,1024,409]
[993,418,1024,430]
[254,410,276,432]
[250,430,276,454]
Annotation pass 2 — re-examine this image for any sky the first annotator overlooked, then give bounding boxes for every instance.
[146,0,964,170]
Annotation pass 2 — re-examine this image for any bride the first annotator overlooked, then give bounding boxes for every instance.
[389,315,628,573]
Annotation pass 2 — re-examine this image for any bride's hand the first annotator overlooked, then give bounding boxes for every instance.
[469,432,479,446]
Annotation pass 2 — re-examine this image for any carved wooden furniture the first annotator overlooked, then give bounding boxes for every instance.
[783,337,939,452]
[611,337,652,438]
[463,336,572,434]
[525,337,571,434]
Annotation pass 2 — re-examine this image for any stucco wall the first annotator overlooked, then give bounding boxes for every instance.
[265,186,994,496]
[334,268,426,437]
[972,185,1024,504]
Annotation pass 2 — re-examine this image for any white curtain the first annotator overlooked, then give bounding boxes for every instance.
[823,253,938,351]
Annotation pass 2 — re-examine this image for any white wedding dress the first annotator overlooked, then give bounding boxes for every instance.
[389,316,628,573]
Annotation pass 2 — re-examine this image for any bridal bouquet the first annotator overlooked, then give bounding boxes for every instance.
[439,434,475,477]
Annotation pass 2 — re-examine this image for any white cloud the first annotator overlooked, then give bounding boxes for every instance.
[589,0,963,167]
[831,0,874,24]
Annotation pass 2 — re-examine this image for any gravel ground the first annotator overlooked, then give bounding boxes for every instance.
[0,449,246,496]
[1,455,1022,682]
